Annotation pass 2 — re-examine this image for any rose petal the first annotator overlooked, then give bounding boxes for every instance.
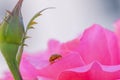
[37,53,85,79]
[78,24,120,65]
[114,20,120,41]
[20,54,39,79]
[59,37,80,55]
[2,72,13,80]
[37,77,53,80]
[58,61,120,80]
[114,20,120,55]
[47,39,61,53]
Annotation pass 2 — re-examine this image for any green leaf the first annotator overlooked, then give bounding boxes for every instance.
[30,21,38,26]
[24,36,31,40]
[27,7,55,30]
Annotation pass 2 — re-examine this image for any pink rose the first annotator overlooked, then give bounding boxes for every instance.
[1,22,120,80]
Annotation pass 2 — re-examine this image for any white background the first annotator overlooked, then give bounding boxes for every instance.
[0,0,120,78]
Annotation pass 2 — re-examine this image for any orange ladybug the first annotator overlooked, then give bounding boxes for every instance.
[49,54,62,64]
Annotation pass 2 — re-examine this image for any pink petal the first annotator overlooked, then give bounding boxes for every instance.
[47,39,61,53]
[2,72,13,80]
[78,24,120,65]
[58,62,120,80]
[37,77,53,80]
[114,20,120,41]
[24,53,49,70]
[59,37,81,55]
[1,54,41,80]
[37,53,85,79]
[20,54,39,79]
[114,20,120,53]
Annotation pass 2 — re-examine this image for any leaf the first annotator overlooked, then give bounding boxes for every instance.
[28,26,35,29]
[27,7,55,30]
[24,36,31,40]
[6,10,13,16]
[30,21,38,26]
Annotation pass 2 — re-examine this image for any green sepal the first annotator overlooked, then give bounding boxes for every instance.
[0,0,24,80]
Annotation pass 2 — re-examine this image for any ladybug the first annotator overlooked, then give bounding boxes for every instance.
[49,54,62,64]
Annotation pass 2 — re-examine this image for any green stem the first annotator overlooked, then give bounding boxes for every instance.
[0,43,23,80]
[16,45,24,66]
[6,60,22,80]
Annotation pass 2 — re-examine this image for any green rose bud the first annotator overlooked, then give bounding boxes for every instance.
[0,0,24,80]
[0,0,24,44]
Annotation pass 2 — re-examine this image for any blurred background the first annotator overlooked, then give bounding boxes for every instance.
[0,0,120,77]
